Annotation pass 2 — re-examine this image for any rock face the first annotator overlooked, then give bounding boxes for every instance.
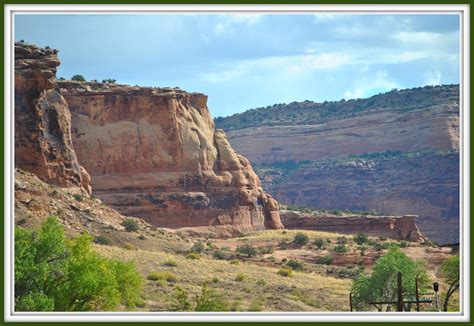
[216,85,460,244]
[14,43,91,193]
[59,82,282,236]
[281,211,426,242]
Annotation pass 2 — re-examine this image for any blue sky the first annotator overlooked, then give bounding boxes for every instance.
[15,14,460,117]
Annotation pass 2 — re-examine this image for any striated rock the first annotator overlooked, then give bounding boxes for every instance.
[59,81,282,236]
[14,43,91,194]
[280,210,426,242]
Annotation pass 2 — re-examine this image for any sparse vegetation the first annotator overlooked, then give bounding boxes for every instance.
[313,238,325,249]
[235,244,257,257]
[194,285,231,311]
[73,193,85,201]
[147,271,177,283]
[71,74,86,82]
[277,267,293,277]
[162,259,178,267]
[286,259,304,271]
[94,235,112,246]
[121,219,139,232]
[333,244,348,254]
[293,232,309,247]
[316,255,333,265]
[354,233,368,245]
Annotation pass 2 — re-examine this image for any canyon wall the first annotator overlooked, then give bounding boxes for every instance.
[281,211,425,242]
[216,86,460,244]
[14,43,91,194]
[59,82,282,236]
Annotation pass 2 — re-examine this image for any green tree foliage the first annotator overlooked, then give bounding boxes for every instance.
[442,256,459,311]
[102,78,116,83]
[293,232,309,247]
[15,217,143,311]
[235,244,257,257]
[354,233,368,245]
[194,285,230,311]
[71,75,86,82]
[351,247,429,311]
[121,218,139,232]
[313,238,324,249]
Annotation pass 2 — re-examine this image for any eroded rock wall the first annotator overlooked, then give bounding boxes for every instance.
[14,43,91,193]
[60,82,282,235]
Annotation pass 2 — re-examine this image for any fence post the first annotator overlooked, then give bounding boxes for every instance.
[415,276,420,312]
[349,292,353,312]
[397,272,403,312]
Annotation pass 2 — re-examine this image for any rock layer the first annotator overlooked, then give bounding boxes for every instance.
[14,43,91,193]
[59,81,282,235]
[281,211,426,242]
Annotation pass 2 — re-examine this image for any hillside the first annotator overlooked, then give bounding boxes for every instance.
[215,86,460,245]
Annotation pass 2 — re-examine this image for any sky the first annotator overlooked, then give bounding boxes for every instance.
[15,13,460,118]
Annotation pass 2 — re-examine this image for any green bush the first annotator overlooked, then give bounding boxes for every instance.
[147,271,177,283]
[278,239,289,250]
[399,241,409,248]
[138,235,146,240]
[258,245,274,254]
[286,259,304,271]
[186,252,201,260]
[73,193,85,202]
[277,267,293,277]
[213,248,233,260]
[235,244,257,257]
[316,255,333,265]
[336,237,348,245]
[162,259,177,267]
[333,244,348,254]
[354,233,368,245]
[190,241,205,254]
[93,235,112,246]
[15,217,143,311]
[121,219,139,232]
[313,238,324,249]
[194,285,231,311]
[293,232,309,247]
[172,286,191,311]
[71,75,86,82]
[235,273,246,282]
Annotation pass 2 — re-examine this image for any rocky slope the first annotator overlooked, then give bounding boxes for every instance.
[14,43,91,194]
[216,86,460,244]
[58,81,282,236]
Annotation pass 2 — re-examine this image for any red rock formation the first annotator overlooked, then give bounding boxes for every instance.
[59,81,282,236]
[14,43,91,194]
[281,210,426,241]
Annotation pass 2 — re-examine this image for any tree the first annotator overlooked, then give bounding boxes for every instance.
[194,285,230,311]
[121,218,139,232]
[102,78,116,84]
[235,244,257,257]
[15,217,143,311]
[351,247,429,311]
[442,256,459,311]
[71,75,86,82]
[293,232,309,247]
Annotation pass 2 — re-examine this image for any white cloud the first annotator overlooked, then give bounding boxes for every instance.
[213,14,262,36]
[393,31,443,44]
[424,70,442,85]
[344,70,398,99]
[312,13,341,23]
[287,52,350,73]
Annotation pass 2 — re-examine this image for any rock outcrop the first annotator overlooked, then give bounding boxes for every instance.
[14,43,91,194]
[281,211,426,242]
[58,81,282,236]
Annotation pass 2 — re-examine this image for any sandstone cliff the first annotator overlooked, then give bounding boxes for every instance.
[280,211,426,242]
[216,85,460,244]
[57,81,282,236]
[14,43,91,194]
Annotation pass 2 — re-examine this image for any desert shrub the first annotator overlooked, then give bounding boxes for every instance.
[72,194,84,202]
[316,255,333,265]
[138,235,146,240]
[162,259,178,267]
[229,259,240,265]
[235,273,246,282]
[354,233,368,245]
[359,245,368,256]
[249,297,266,311]
[286,259,304,271]
[147,271,177,283]
[374,242,390,252]
[313,238,324,249]
[71,74,86,82]
[336,237,348,245]
[17,218,27,226]
[258,245,274,254]
[235,244,257,257]
[212,277,219,283]
[278,240,289,250]
[277,267,293,277]
[102,78,116,83]
[194,285,231,311]
[399,241,409,248]
[379,237,387,241]
[293,232,309,247]
[190,241,205,254]
[186,252,201,260]
[213,248,233,260]
[121,219,139,232]
[333,244,348,254]
[93,235,112,246]
[15,217,143,311]
[122,243,136,251]
[172,286,191,311]
[256,279,266,286]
